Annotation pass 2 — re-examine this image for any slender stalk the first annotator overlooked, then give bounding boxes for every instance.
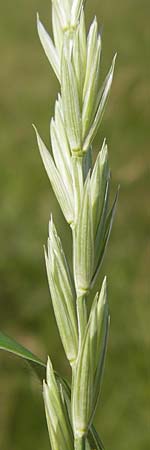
[77,294,87,350]
[75,436,86,450]
[72,155,83,224]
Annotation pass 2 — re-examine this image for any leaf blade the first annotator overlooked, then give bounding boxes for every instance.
[0,331,46,380]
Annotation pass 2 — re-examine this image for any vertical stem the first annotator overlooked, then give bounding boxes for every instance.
[71,156,88,350]
[72,156,83,224]
[75,436,86,450]
[71,226,87,393]
[77,294,87,350]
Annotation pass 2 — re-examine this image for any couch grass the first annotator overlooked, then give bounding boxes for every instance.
[0,1,149,449]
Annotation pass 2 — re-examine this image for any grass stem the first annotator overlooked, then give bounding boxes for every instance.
[77,294,87,350]
[75,435,86,450]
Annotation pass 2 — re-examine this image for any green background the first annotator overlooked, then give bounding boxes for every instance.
[0,1,149,449]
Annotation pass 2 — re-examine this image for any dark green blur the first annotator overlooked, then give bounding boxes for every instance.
[0,1,149,449]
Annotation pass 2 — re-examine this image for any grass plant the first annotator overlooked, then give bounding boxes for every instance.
[0,1,118,449]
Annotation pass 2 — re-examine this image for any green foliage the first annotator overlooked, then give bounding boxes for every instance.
[0,332,46,380]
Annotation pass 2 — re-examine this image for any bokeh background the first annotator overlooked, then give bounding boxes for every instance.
[0,0,149,449]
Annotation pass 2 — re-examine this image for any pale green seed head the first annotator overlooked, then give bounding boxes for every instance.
[35,0,117,447]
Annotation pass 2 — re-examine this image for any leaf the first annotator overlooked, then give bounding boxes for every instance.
[0,331,46,381]
[0,332,72,390]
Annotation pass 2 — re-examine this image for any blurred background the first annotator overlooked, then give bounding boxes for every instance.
[0,0,149,449]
